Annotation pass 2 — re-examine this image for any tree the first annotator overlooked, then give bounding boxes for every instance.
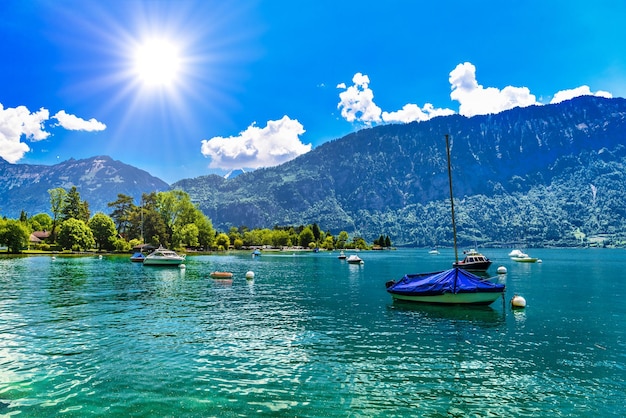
[336,231,349,249]
[88,213,117,251]
[57,218,95,251]
[298,226,315,248]
[174,223,199,248]
[0,219,30,253]
[48,187,67,242]
[108,194,135,237]
[142,193,168,246]
[214,233,230,250]
[30,213,53,233]
[61,186,90,222]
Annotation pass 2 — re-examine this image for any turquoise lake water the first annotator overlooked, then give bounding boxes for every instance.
[0,248,624,417]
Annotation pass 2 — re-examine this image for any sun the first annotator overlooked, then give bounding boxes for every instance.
[132,38,182,87]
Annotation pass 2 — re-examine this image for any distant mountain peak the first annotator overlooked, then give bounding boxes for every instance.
[224,168,246,179]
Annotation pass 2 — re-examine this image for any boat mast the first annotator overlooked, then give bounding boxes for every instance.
[445,134,459,264]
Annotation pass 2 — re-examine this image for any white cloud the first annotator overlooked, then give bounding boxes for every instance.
[382,103,455,123]
[53,110,107,131]
[337,73,382,124]
[337,73,454,125]
[0,103,106,164]
[200,116,312,170]
[0,104,50,163]
[550,85,613,104]
[449,62,538,117]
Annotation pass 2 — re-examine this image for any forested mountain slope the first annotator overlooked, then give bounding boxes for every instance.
[174,96,626,246]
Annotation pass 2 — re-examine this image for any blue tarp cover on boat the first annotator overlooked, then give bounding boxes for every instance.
[388,268,504,296]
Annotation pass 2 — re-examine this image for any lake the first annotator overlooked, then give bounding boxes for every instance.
[0,248,625,417]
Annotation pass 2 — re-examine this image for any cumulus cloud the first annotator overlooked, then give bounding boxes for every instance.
[200,116,312,170]
[53,110,107,131]
[337,62,615,127]
[449,62,538,116]
[337,73,454,125]
[0,103,106,164]
[550,85,612,104]
[0,104,50,163]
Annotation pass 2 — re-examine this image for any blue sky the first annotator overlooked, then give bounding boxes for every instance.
[1,1,624,184]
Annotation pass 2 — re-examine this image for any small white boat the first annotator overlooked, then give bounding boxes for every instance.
[143,247,186,266]
[338,250,347,259]
[511,254,538,263]
[346,254,364,264]
[428,248,440,255]
[508,249,525,257]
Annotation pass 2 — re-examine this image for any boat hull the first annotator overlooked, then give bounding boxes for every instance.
[143,259,184,266]
[452,260,492,271]
[389,291,503,305]
[511,257,537,263]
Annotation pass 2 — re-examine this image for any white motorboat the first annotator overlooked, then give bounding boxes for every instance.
[346,254,364,264]
[143,247,186,266]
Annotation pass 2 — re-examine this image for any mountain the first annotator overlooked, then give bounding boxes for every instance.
[0,155,169,218]
[172,96,626,247]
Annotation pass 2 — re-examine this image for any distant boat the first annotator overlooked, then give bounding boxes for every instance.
[130,252,146,262]
[346,254,364,264]
[508,249,524,257]
[386,134,504,305]
[338,250,347,259]
[428,247,440,255]
[143,247,186,266]
[453,249,493,271]
[386,268,505,305]
[511,254,539,263]
[252,249,261,257]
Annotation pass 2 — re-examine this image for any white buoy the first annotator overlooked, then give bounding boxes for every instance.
[99,255,103,259]
[51,256,56,261]
[245,271,255,280]
[511,295,527,309]
[537,259,543,263]
[497,266,507,274]
[179,264,186,269]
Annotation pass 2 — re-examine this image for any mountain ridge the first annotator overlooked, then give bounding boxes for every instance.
[173,95,626,246]
[1,96,625,247]
[0,155,169,218]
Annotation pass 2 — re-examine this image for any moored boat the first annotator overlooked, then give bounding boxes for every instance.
[386,134,504,305]
[386,267,505,305]
[143,247,186,266]
[338,250,347,259]
[346,254,364,264]
[511,254,538,263]
[130,252,146,262]
[453,249,492,271]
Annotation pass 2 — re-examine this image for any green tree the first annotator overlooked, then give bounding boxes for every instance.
[298,226,315,248]
[88,213,117,251]
[385,235,391,247]
[108,194,135,237]
[142,193,168,246]
[336,231,349,249]
[312,223,321,242]
[214,233,230,250]
[174,223,199,248]
[57,218,95,251]
[61,186,90,222]
[30,213,53,233]
[0,219,31,253]
[48,187,67,242]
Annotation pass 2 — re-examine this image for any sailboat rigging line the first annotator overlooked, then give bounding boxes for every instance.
[446,134,459,264]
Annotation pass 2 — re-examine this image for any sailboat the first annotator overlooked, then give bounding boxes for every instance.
[385,135,505,305]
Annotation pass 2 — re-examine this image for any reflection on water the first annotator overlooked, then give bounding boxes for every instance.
[0,249,624,417]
